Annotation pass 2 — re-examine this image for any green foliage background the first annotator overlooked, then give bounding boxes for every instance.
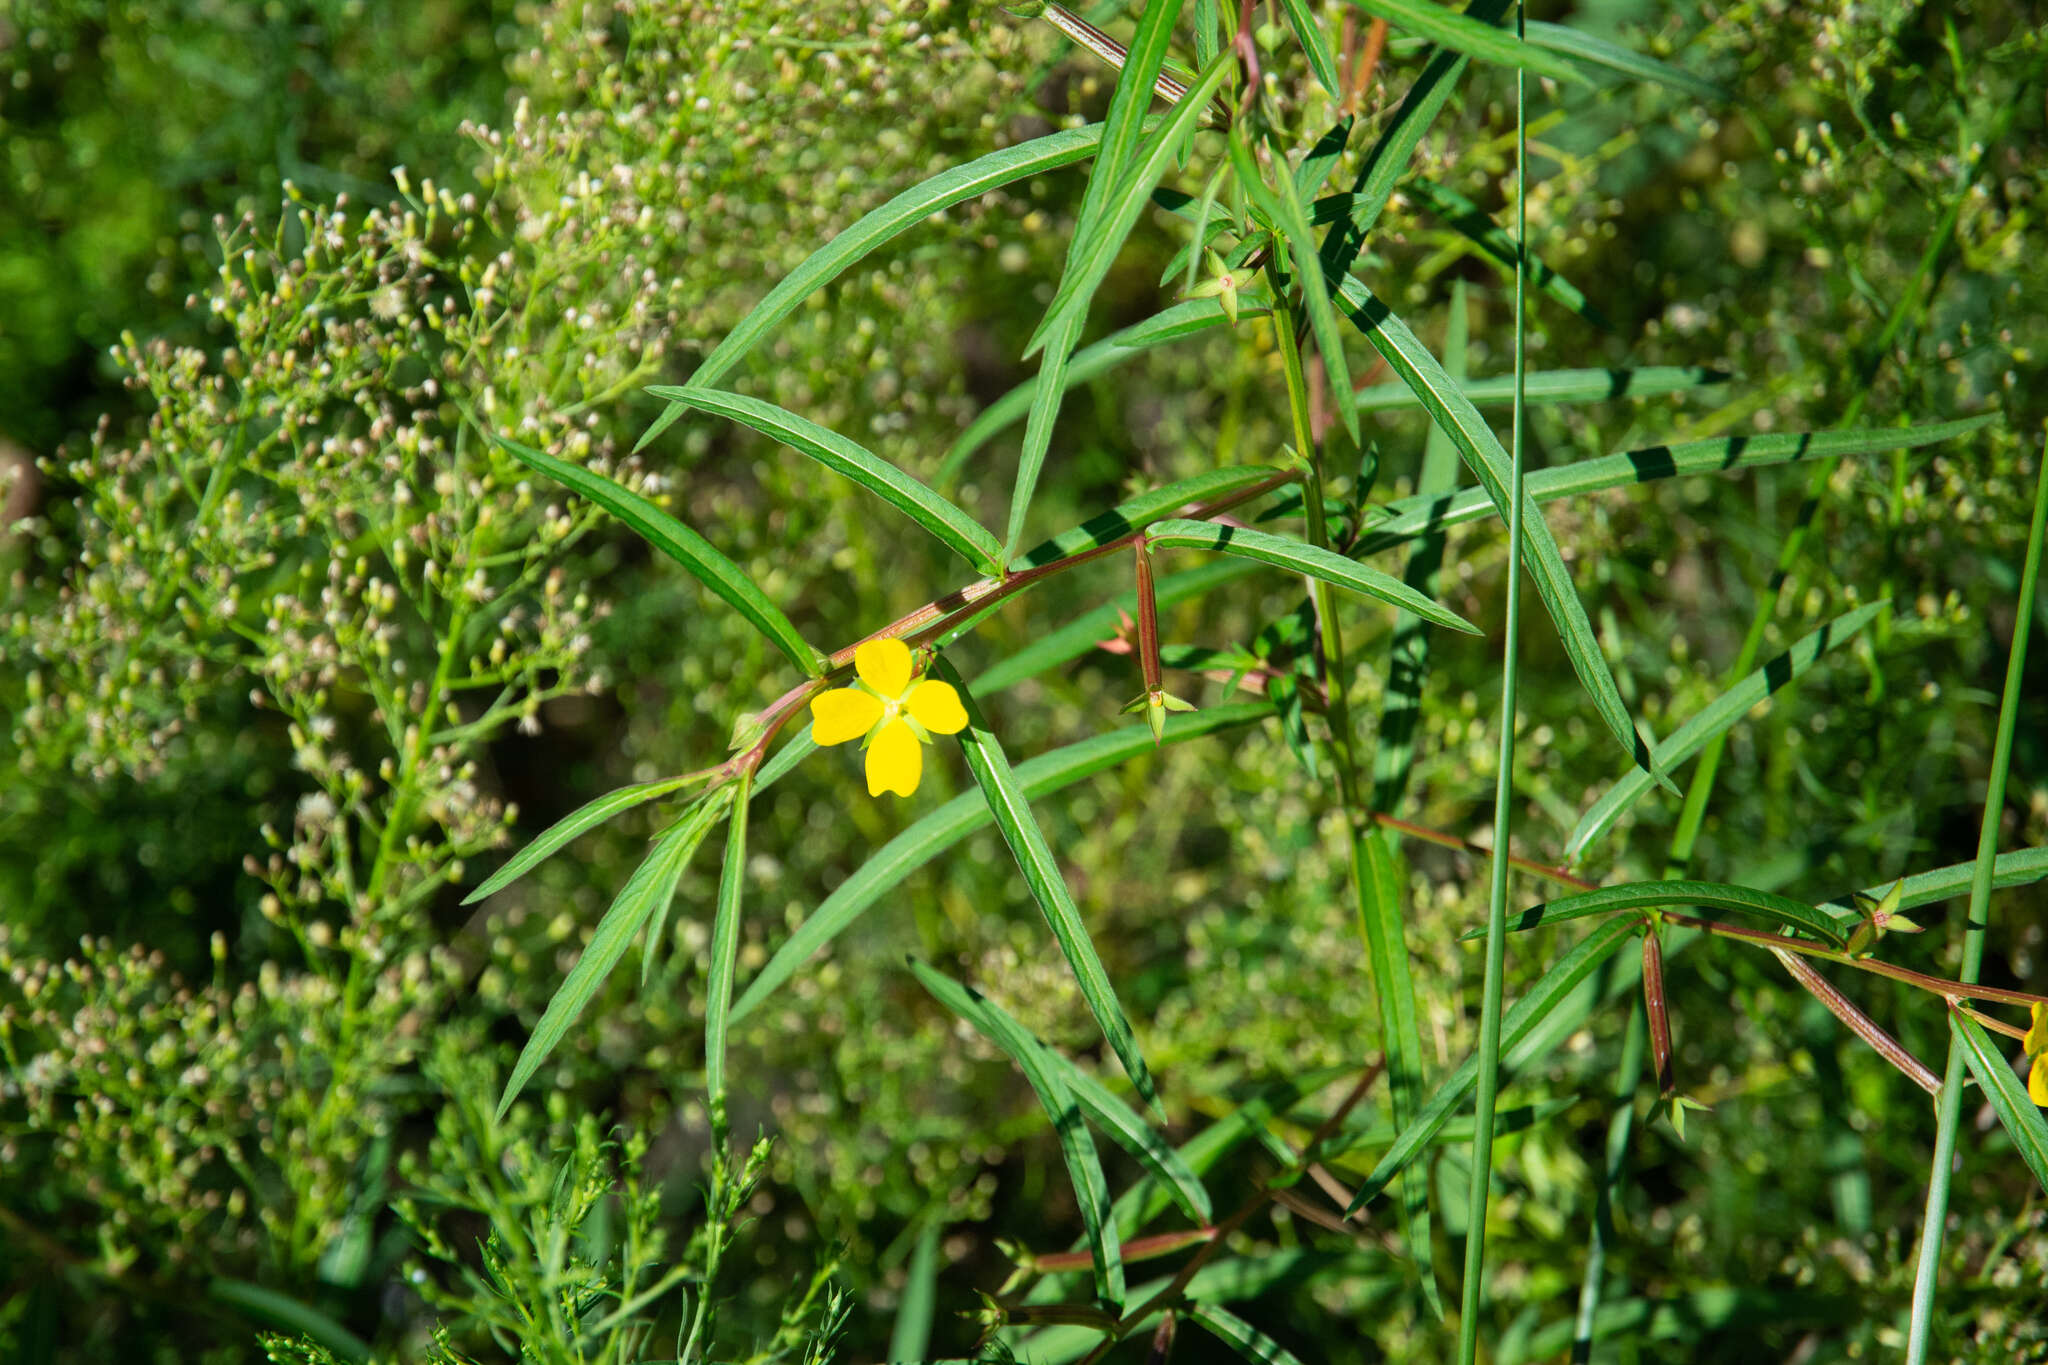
[2,0,2044,1361]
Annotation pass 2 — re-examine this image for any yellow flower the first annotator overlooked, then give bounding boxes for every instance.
[809,638,968,798]
[2026,1002,2048,1107]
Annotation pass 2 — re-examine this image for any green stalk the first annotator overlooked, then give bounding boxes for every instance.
[1903,436,2048,1361]
[1457,31,1527,1362]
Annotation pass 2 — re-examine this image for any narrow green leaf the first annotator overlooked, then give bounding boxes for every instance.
[1279,0,1343,98]
[1062,1062,1214,1225]
[911,960,1124,1308]
[704,773,752,1134]
[1318,1097,1575,1161]
[1146,518,1479,633]
[1320,0,1510,290]
[497,797,728,1117]
[210,1279,371,1363]
[1523,19,1727,102]
[463,776,697,906]
[1348,0,1584,84]
[1353,363,1725,413]
[1372,276,1466,812]
[1817,845,2048,921]
[1346,915,1640,1213]
[669,124,1113,399]
[1358,416,1996,555]
[494,436,824,676]
[1030,50,1237,357]
[1333,273,1666,789]
[888,1220,943,1365]
[1354,827,1439,1313]
[731,704,1267,1024]
[644,388,1003,573]
[1565,602,1888,861]
[1008,309,1085,561]
[1232,128,1359,443]
[1025,0,1195,359]
[1951,1012,2048,1195]
[1403,177,1607,327]
[1013,466,1294,567]
[1294,117,1356,200]
[1461,880,1853,948]
[1189,1303,1308,1365]
[643,795,732,990]
[935,657,1160,1113]
[757,729,817,791]
[937,297,1271,487]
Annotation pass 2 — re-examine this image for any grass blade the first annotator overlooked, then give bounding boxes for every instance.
[730,703,1267,1024]
[911,959,1124,1308]
[663,124,1115,400]
[1906,441,2048,1362]
[1951,1011,2048,1195]
[1357,417,1992,553]
[1461,880,1853,948]
[497,795,729,1117]
[1523,19,1726,102]
[494,436,825,676]
[937,297,1271,486]
[889,1219,942,1364]
[1333,272,1666,789]
[704,773,752,1138]
[1565,602,1889,861]
[1279,0,1344,97]
[1014,467,1294,566]
[1146,518,1478,633]
[934,657,1160,1113]
[1346,915,1640,1214]
[1188,1303,1308,1365]
[462,776,698,906]
[644,388,1003,573]
[1349,0,1583,84]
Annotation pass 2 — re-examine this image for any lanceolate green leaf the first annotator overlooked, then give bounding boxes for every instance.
[643,388,1003,573]
[1353,364,1725,413]
[462,775,698,906]
[1029,51,1236,358]
[1009,310,1085,562]
[1014,466,1294,566]
[1401,177,1606,327]
[653,123,1113,404]
[703,773,752,1132]
[731,704,1267,1023]
[1279,0,1343,97]
[494,436,825,676]
[496,794,729,1117]
[1566,602,1888,861]
[1146,518,1478,634]
[1332,274,1665,789]
[1524,19,1727,102]
[910,960,1124,1308]
[1951,1011,2048,1195]
[1062,1063,1215,1225]
[1357,416,1996,556]
[1189,1303,1310,1365]
[887,1221,942,1365]
[1816,845,2048,922]
[1348,0,1584,84]
[1463,880,1853,948]
[1231,128,1359,443]
[1346,915,1640,1213]
[934,657,1160,1114]
[937,297,1270,485]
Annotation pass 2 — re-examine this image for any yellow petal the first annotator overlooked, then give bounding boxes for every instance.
[905,678,969,736]
[810,687,884,746]
[855,637,914,699]
[2032,1056,2048,1108]
[2027,1003,2048,1058]
[865,719,923,797]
